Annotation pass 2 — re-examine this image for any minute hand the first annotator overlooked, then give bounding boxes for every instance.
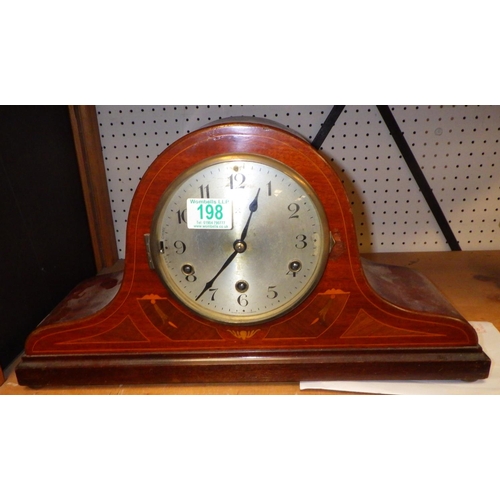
[194,249,238,301]
[195,188,260,302]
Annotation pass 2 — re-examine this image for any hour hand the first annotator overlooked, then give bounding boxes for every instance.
[239,188,260,242]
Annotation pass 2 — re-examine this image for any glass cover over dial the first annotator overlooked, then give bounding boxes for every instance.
[150,154,330,324]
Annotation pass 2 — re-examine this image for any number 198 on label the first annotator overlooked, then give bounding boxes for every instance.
[186,198,233,229]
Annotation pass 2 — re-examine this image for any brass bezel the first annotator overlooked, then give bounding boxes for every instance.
[150,153,330,324]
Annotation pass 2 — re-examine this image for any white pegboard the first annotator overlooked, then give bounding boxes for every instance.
[96,105,500,258]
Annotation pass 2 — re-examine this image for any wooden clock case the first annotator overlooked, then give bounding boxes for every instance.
[16,119,491,387]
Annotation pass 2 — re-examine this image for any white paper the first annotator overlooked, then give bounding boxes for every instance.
[300,322,500,394]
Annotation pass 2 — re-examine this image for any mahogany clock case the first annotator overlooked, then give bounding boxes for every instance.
[16,119,491,387]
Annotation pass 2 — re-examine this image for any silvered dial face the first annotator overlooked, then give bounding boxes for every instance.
[151,154,330,324]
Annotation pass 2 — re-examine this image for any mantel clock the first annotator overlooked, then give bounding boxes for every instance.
[17,119,491,386]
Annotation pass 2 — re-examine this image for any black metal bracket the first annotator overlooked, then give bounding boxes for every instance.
[311,105,461,251]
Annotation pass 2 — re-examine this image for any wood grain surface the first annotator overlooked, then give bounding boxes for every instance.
[3,250,497,394]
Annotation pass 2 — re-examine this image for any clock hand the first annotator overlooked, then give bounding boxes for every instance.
[195,188,260,302]
[239,188,260,242]
[195,249,238,301]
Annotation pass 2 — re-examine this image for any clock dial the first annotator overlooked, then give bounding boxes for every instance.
[150,154,330,324]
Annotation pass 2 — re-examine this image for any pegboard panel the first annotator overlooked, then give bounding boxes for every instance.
[96,105,500,258]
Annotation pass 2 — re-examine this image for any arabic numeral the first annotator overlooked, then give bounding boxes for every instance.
[174,240,186,254]
[177,209,187,224]
[295,234,307,249]
[228,173,246,189]
[199,184,210,198]
[197,203,224,220]
[288,203,300,218]
[237,294,249,307]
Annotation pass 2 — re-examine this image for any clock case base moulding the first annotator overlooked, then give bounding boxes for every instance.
[16,119,491,387]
